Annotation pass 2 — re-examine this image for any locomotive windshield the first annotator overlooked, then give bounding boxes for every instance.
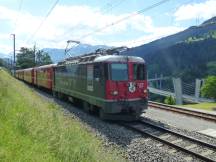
[111,63,128,81]
[133,64,146,80]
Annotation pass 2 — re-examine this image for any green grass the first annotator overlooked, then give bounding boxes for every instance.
[183,102,216,111]
[0,69,123,162]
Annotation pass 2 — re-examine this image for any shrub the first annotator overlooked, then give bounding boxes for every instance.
[201,76,216,100]
[164,95,176,105]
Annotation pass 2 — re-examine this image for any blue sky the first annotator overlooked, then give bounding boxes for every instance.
[0,0,216,56]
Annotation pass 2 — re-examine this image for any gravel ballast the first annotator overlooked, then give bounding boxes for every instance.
[35,89,214,162]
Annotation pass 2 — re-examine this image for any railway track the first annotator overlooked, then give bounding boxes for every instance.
[149,101,216,122]
[121,119,216,162]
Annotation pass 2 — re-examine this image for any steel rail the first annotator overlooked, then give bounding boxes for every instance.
[148,101,216,122]
[120,120,216,162]
[139,118,216,150]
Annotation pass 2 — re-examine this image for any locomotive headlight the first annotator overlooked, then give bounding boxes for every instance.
[111,90,118,96]
[143,89,147,94]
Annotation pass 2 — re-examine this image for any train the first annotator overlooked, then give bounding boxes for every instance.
[15,47,148,120]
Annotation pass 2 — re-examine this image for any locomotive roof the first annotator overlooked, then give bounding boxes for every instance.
[22,67,34,71]
[94,55,145,63]
[16,64,57,72]
[58,46,146,65]
[60,55,145,65]
[35,63,57,69]
[16,69,25,72]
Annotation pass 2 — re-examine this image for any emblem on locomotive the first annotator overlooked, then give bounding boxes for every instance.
[128,82,136,93]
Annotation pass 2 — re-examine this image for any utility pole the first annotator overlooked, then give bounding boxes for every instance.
[11,34,15,76]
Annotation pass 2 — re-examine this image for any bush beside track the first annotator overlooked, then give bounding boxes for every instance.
[0,69,122,162]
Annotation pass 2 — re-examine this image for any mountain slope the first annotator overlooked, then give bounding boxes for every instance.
[44,44,109,63]
[126,16,216,58]
[124,16,216,81]
[146,38,216,80]
[0,53,8,58]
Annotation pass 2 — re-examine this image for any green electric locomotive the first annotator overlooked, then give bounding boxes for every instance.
[53,47,148,120]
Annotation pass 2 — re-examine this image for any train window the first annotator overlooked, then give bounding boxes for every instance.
[87,65,93,91]
[71,64,78,77]
[133,64,146,80]
[76,65,85,77]
[94,64,100,79]
[56,66,66,73]
[111,63,128,81]
[80,65,86,77]
[104,63,108,80]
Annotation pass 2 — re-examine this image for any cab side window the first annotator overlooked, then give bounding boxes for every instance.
[94,64,100,79]
[133,64,146,80]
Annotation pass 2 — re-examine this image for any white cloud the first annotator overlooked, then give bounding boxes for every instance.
[2,5,153,45]
[110,26,184,47]
[7,5,155,47]
[0,6,16,21]
[129,15,154,33]
[0,4,184,54]
[0,43,13,55]
[174,0,216,21]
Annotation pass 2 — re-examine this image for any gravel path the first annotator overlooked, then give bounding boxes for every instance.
[143,107,216,131]
[34,88,215,162]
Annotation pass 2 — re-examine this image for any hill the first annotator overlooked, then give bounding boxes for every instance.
[125,16,216,81]
[0,53,8,58]
[44,44,110,63]
[126,16,216,58]
[145,38,216,81]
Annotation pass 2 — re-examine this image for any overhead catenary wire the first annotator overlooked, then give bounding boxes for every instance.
[25,0,60,43]
[101,0,126,15]
[26,0,171,54]
[53,0,127,44]
[128,0,196,47]
[64,0,171,53]
[77,0,171,41]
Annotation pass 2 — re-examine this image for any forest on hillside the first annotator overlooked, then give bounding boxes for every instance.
[146,38,216,82]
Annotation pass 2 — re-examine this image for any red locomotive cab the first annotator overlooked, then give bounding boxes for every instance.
[103,55,148,117]
[132,63,148,98]
[105,61,148,101]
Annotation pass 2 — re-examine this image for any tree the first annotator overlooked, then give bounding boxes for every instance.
[0,58,3,66]
[16,46,53,69]
[201,76,216,100]
[207,61,216,75]
[164,95,176,105]
[16,47,35,69]
[35,50,52,66]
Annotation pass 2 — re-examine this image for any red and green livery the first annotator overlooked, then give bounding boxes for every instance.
[16,47,148,120]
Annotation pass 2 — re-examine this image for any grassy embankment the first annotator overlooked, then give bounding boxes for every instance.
[0,69,122,162]
[183,102,216,111]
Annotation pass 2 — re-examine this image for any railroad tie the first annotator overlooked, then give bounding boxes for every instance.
[142,128,152,132]
[170,139,183,144]
[156,143,163,147]
[200,150,214,156]
[183,156,193,162]
[159,134,171,139]
[151,131,161,135]
[185,144,197,150]
[168,149,177,154]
